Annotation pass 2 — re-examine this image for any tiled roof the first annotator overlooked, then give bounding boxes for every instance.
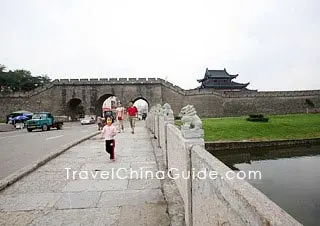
[205,68,238,79]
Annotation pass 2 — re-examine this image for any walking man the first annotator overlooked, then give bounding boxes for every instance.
[116,102,125,133]
[127,101,138,134]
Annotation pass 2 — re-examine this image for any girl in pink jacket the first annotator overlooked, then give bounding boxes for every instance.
[100,116,117,162]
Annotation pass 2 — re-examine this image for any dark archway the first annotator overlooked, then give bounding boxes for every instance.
[67,98,84,121]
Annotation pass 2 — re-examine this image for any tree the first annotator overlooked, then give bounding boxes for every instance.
[0,64,6,72]
[0,65,51,93]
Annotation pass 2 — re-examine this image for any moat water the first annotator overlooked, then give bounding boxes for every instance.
[213,145,320,226]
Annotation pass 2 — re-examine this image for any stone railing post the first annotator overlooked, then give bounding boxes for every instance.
[154,104,161,140]
[179,104,204,226]
[159,103,174,168]
[151,106,156,134]
[147,106,156,134]
[146,106,153,131]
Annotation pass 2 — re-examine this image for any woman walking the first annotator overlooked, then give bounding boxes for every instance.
[116,102,125,133]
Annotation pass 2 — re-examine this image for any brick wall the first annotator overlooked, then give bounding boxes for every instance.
[0,78,319,121]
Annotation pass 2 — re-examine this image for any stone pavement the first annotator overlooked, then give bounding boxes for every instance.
[0,120,174,226]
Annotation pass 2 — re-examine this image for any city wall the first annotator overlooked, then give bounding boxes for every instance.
[0,77,319,120]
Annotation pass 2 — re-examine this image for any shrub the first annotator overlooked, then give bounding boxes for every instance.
[248,114,264,119]
[247,114,269,122]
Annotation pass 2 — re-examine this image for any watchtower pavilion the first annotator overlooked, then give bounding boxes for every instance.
[197,68,250,90]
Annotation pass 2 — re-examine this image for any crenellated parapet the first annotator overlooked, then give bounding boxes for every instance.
[0,77,188,97]
[184,88,320,98]
[53,77,159,83]
[52,77,173,84]
[219,89,320,98]
[185,88,225,97]
[51,77,186,94]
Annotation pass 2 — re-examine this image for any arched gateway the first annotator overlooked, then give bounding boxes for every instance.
[57,78,165,118]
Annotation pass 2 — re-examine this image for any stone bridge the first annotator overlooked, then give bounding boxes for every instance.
[0,77,320,120]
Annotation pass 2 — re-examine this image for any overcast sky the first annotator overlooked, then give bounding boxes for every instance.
[1,0,319,91]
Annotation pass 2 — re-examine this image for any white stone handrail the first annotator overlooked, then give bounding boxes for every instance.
[146,103,302,226]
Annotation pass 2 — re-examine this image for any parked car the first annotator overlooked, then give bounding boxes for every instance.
[7,111,33,125]
[81,116,96,125]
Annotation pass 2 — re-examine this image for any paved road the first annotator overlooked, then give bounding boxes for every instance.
[0,122,98,180]
[0,120,173,225]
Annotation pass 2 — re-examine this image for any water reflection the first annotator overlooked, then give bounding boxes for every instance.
[211,145,320,226]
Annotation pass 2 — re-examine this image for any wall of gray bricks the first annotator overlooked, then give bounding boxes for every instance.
[0,78,319,120]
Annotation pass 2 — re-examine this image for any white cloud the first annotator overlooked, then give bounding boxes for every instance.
[1,0,319,91]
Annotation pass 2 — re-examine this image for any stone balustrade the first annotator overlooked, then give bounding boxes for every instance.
[146,103,302,226]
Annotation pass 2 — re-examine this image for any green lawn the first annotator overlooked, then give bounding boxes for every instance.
[176,114,320,141]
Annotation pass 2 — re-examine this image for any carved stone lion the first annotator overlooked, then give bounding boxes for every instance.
[162,103,174,118]
[179,105,202,130]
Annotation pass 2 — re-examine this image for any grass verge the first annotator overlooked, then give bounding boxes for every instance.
[176,114,320,142]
